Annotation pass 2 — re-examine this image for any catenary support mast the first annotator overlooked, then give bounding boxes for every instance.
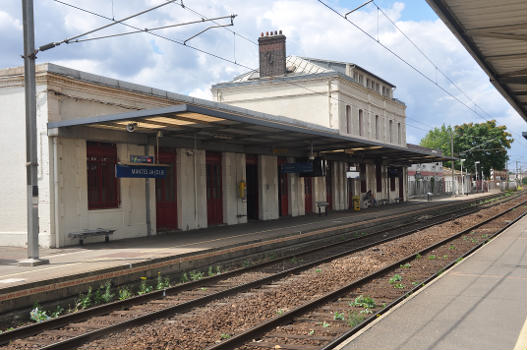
[20,0,48,266]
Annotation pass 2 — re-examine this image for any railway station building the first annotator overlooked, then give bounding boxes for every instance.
[0,47,446,248]
[212,32,413,212]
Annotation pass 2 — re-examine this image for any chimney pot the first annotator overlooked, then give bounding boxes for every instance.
[258,31,286,78]
[279,30,282,34]
[260,32,264,37]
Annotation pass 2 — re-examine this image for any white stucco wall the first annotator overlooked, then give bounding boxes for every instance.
[312,176,327,213]
[285,156,304,217]
[214,79,334,129]
[331,161,347,210]
[177,148,207,231]
[0,84,55,247]
[0,86,29,246]
[336,80,406,147]
[222,152,247,225]
[258,155,278,220]
[55,139,157,247]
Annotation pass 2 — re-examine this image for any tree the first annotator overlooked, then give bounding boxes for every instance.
[419,124,454,167]
[420,120,513,177]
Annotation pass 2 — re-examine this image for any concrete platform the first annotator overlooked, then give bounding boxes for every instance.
[339,213,527,350]
[0,191,499,316]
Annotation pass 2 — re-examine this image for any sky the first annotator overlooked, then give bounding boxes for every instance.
[2,0,525,171]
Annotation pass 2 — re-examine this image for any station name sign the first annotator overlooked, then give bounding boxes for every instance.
[115,163,168,178]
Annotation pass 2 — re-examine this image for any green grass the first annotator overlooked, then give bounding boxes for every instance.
[349,295,376,309]
[389,274,403,284]
[347,312,365,327]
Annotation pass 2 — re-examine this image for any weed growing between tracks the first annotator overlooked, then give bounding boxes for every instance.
[1,194,523,347]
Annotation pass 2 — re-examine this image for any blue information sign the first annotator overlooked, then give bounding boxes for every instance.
[281,162,314,173]
[115,164,168,178]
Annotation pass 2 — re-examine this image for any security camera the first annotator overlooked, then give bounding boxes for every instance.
[126,122,137,133]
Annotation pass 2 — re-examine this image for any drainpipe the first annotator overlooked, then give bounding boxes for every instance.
[53,136,60,248]
[328,79,333,128]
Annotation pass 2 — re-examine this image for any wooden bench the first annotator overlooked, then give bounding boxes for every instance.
[68,228,115,245]
[378,199,389,207]
[316,201,330,216]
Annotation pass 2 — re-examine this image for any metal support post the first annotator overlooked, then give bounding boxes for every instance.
[450,131,455,197]
[144,143,151,237]
[19,0,48,266]
[474,161,480,193]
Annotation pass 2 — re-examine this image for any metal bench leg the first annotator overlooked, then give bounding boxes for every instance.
[105,235,109,243]
[79,239,84,246]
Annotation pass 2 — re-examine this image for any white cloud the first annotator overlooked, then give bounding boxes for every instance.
[0,10,22,31]
[189,86,213,100]
[1,0,524,164]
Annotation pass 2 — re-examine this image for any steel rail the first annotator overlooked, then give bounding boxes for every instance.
[32,196,523,350]
[322,206,527,350]
[0,193,516,348]
[0,193,504,344]
[206,200,526,350]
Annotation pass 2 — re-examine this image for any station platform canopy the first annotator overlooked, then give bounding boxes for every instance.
[427,0,527,122]
[48,99,449,166]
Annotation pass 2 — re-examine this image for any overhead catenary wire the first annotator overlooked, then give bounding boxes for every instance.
[316,0,527,144]
[372,1,501,124]
[50,0,524,157]
[40,0,179,52]
[68,15,236,44]
[174,1,258,46]
[52,0,254,71]
[48,0,472,149]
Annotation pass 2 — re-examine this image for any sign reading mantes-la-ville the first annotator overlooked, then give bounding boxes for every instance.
[115,163,169,178]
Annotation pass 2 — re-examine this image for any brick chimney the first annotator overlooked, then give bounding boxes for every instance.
[258,30,286,77]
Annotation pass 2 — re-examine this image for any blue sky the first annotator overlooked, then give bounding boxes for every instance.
[1,0,525,170]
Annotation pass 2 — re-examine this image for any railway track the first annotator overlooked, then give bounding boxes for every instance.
[0,193,523,350]
[209,200,526,350]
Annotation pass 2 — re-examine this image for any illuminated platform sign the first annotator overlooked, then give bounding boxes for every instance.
[130,155,154,163]
[115,163,168,178]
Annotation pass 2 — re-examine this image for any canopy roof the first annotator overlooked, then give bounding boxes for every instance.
[427,0,527,121]
[48,101,449,165]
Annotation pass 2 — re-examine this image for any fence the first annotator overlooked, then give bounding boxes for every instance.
[408,178,473,198]
[408,179,446,197]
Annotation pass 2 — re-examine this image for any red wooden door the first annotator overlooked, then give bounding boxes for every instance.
[304,176,313,214]
[326,161,333,210]
[206,152,223,225]
[246,155,259,220]
[278,157,289,217]
[156,148,177,231]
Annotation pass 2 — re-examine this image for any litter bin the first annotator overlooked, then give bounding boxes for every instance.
[352,195,360,211]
